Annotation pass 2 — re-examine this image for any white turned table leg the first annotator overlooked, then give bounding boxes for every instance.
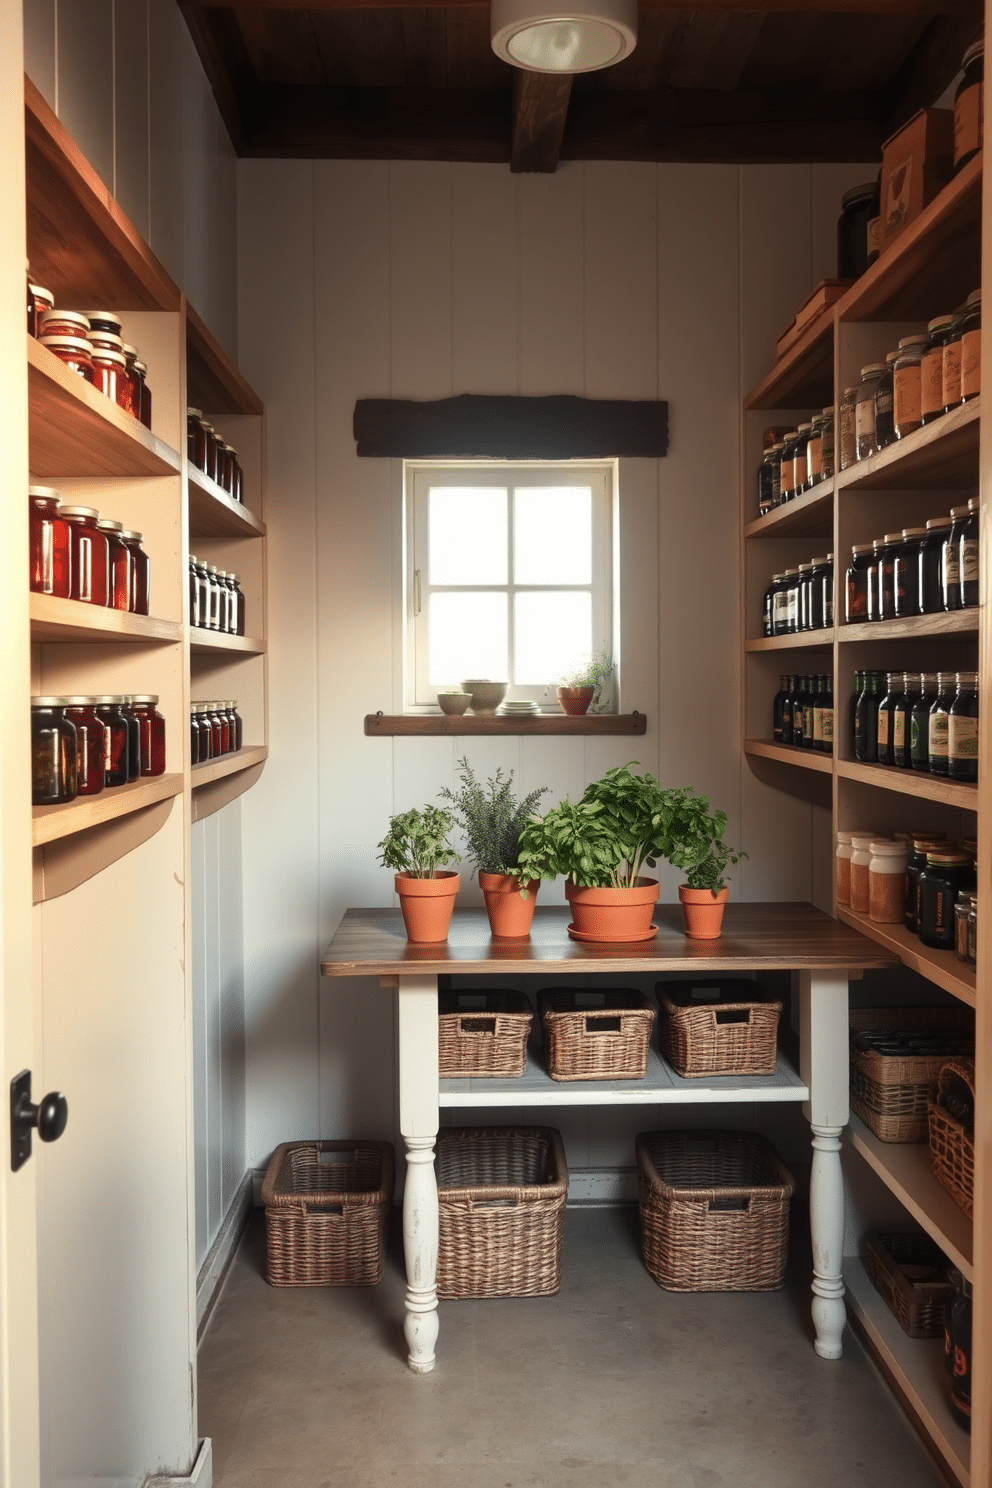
[799,968,850,1360]
[398,976,440,1373]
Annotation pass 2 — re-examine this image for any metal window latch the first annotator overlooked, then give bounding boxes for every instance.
[10,1070,68,1173]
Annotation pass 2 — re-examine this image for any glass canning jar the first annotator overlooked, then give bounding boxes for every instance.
[120,344,142,420]
[62,697,107,796]
[85,310,123,338]
[873,351,899,450]
[223,573,239,634]
[910,673,939,772]
[838,386,858,469]
[38,308,91,342]
[943,312,966,412]
[806,417,824,487]
[943,505,970,612]
[206,565,222,630]
[120,530,150,615]
[792,424,812,494]
[29,485,70,599]
[960,496,979,608]
[920,518,952,613]
[39,333,95,384]
[919,851,975,950]
[92,695,130,787]
[960,289,980,401]
[96,518,132,611]
[90,346,129,411]
[190,706,203,767]
[948,671,979,782]
[758,445,777,515]
[968,897,978,967]
[796,563,815,632]
[31,698,77,804]
[129,695,166,776]
[194,562,210,629]
[892,336,926,438]
[894,527,926,617]
[921,316,955,424]
[119,698,142,781]
[928,671,956,775]
[201,422,220,484]
[955,892,975,961]
[876,672,904,767]
[954,37,984,173]
[855,364,885,459]
[892,672,920,769]
[229,701,243,752]
[878,532,902,620]
[189,556,201,629]
[767,443,785,508]
[194,703,213,761]
[218,444,235,495]
[818,408,834,480]
[866,538,886,621]
[904,833,947,932]
[869,840,907,924]
[846,543,873,622]
[62,506,109,606]
[778,432,798,502]
[187,408,206,471]
[30,283,54,330]
[133,358,152,429]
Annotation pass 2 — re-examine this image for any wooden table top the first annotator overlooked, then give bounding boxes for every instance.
[320,903,897,978]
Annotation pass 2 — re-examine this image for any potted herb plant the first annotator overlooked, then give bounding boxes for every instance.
[662,791,747,940]
[439,757,549,937]
[554,649,615,716]
[376,805,461,942]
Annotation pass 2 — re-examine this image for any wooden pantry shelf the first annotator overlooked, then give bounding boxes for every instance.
[364,712,647,737]
[744,482,834,540]
[743,739,834,774]
[839,611,979,643]
[745,633,833,653]
[28,336,181,479]
[836,907,976,1007]
[847,1115,973,1279]
[185,302,264,417]
[32,773,183,847]
[836,399,980,493]
[189,630,265,656]
[844,1258,970,1488]
[836,758,978,810]
[744,316,834,413]
[29,593,180,644]
[191,746,268,822]
[187,466,266,539]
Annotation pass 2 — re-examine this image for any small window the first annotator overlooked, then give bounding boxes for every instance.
[405,461,615,710]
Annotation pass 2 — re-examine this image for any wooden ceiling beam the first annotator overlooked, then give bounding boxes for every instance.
[182,0,980,13]
[510,71,573,172]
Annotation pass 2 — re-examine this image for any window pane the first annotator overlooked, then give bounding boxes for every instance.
[513,591,592,684]
[429,487,507,585]
[513,487,592,585]
[429,592,508,685]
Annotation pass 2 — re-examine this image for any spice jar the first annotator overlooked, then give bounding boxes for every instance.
[954,37,984,174]
[38,333,95,384]
[62,506,109,606]
[120,531,150,615]
[910,673,939,771]
[129,695,166,776]
[873,351,899,450]
[904,833,948,932]
[31,698,77,805]
[920,517,953,613]
[29,485,70,599]
[943,506,970,611]
[948,671,979,781]
[38,308,91,342]
[892,336,926,438]
[855,364,885,459]
[960,290,980,401]
[835,831,853,907]
[96,519,132,611]
[119,698,142,781]
[893,673,921,769]
[846,544,873,622]
[894,528,926,617]
[921,316,955,424]
[849,834,874,914]
[133,358,152,429]
[187,409,206,471]
[919,851,975,950]
[758,445,780,515]
[869,840,907,924]
[92,696,130,787]
[62,697,107,796]
[959,496,979,608]
[955,893,975,962]
[778,432,798,502]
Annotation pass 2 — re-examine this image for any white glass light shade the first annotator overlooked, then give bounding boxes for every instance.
[491,0,636,72]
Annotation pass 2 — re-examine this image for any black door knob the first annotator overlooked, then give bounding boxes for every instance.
[33,1092,69,1144]
[10,1071,68,1171]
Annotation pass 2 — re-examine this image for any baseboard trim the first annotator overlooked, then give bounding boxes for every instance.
[143,1438,212,1488]
[196,1175,254,1337]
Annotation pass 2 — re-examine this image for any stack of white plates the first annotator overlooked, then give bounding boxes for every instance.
[498,700,540,717]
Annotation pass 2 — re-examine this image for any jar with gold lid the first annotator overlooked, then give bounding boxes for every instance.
[84,310,123,338]
[90,345,129,410]
[39,334,95,384]
[62,506,109,605]
[120,530,150,615]
[29,485,70,599]
[892,336,926,438]
[92,695,130,787]
[96,518,131,610]
[29,283,54,331]
[62,697,107,796]
[129,695,166,776]
[31,698,78,804]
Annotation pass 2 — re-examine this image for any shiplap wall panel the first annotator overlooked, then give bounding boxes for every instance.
[55,0,114,194]
[452,167,519,393]
[389,162,454,399]
[113,0,150,240]
[584,163,658,401]
[22,0,54,108]
[518,168,585,395]
[148,0,186,295]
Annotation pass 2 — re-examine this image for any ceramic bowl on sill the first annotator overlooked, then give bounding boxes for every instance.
[461,679,508,714]
[437,691,472,716]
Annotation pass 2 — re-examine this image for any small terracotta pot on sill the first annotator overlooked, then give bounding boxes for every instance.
[395,871,460,942]
[678,884,729,940]
[557,686,594,716]
[479,872,539,937]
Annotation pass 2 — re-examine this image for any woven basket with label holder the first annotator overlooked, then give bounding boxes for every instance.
[261,1140,394,1287]
[657,978,781,1078]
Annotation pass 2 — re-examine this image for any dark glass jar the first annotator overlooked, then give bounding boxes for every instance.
[867,538,886,622]
[820,674,834,755]
[873,351,899,450]
[120,530,150,615]
[187,408,206,471]
[876,672,903,767]
[948,671,979,782]
[189,556,201,629]
[854,671,884,762]
[960,289,981,401]
[954,37,984,174]
[778,674,795,745]
[190,707,202,766]
[920,518,952,614]
[802,676,816,750]
[758,446,777,517]
[838,386,858,470]
[130,695,166,776]
[766,443,785,509]
[133,358,152,429]
[818,409,835,481]
[892,336,926,438]
[92,696,129,787]
[223,573,239,635]
[943,506,970,611]
[808,557,829,630]
[206,565,222,631]
[62,697,107,796]
[837,182,877,278]
[96,519,132,612]
[202,422,220,484]
[921,316,955,424]
[796,562,815,631]
[219,444,235,496]
[231,452,244,505]
[904,833,948,933]
[910,673,939,771]
[195,562,210,630]
[778,432,798,502]
[119,697,142,781]
[229,702,243,752]
[62,506,109,606]
[120,344,143,421]
[194,704,212,761]
[806,418,824,488]
[928,671,956,775]
[919,851,975,950]
[968,896,978,967]
[846,544,873,623]
[791,676,807,750]
[215,570,231,635]
[878,532,902,620]
[892,672,920,769]
[792,424,811,495]
[954,892,974,961]
[31,698,77,805]
[894,527,926,617]
[855,364,885,459]
[39,334,95,384]
[29,485,71,599]
[959,496,979,608]
[205,703,227,757]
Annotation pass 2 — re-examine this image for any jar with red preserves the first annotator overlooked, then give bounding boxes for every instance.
[96,519,132,610]
[119,344,142,420]
[201,422,220,484]
[120,530,150,614]
[62,506,109,606]
[129,695,166,776]
[39,334,95,384]
[29,485,71,598]
[133,358,152,429]
[187,409,206,471]
[91,346,129,411]
[29,283,54,332]
[38,308,91,342]
[62,697,107,796]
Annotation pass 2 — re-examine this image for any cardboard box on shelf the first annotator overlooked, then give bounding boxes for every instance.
[774,279,853,360]
[880,108,954,247]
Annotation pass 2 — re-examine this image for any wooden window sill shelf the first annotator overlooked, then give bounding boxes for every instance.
[364,712,647,737]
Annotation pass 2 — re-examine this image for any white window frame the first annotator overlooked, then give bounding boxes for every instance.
[403,459,616,711]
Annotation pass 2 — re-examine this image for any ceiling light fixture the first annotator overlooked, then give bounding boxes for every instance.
[491,0,637,73]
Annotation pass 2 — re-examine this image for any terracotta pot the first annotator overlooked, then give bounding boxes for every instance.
[564,878,659,942]
[395,871,460,942]
[479,872,539,937]
[678,884,729,940]
[557,685,595,716]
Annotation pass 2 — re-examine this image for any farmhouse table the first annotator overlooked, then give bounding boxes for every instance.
[320,902,895,1373]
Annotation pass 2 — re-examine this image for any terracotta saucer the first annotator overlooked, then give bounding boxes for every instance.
[566,923,658,944]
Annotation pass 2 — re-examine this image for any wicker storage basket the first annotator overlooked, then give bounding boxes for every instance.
[435,1126,568,1299]
[438,989,533,1078]
[538,987,654,1081]
[636,1130,795,1292]
[850,1007,975,1144]
[928,1059,976,1218]
[261,1140,394,1287]
[657,978,781,1078]
[862,1232,954,1339]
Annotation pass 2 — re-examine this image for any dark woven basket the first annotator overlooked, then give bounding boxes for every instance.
[862,1232,954,1339]
[435,1126,568,1299]
[438,989,533,1078]
[657,979,781,1078]
[850,1007,975,1143]
[636,1130,795,1292]
[928,1059,975,1218]
[261,1140,394,1287]
[538,986,655,1081]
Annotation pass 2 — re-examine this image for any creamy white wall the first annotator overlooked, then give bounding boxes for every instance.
[237,158,872,1181]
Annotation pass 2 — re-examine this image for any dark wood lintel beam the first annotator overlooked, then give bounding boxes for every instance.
[511,72,573,173]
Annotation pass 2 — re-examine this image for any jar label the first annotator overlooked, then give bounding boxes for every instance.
[893,365,922,431]
[808,437,822,479]
[855,399,876,442]
[824,596,833,625]
[773,590,789,623]
[944,542,961,585]
[876,388,894,417]
[877,710,889,749]
[813,705,824,744]
[930,712,950,758]
[949,713,979,760]
[866,215,881,259]
[893,711,905,750]
[839,404,857,469]
[822,707,834,744]
[962,328,981,398]
[962,538,979,584]
[794,454,807,489]
[943,340,962,406]
[921,348,944,416]
[954,81,983,168]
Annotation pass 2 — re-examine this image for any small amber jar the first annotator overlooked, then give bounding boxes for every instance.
[130,695,166,776]
[29,485,71,599]
[96,519,132,611]
[62,506,109,606]
[31,698,77,805]
[92,695,130,787]
[62,697,107,796]
[119,344,142,420]
[228,701,243,751]
[190,706,203,766]
[120,530,150,614]
[201,422,220,484]
[133,358,152,429]
[39,334,95,384]
[892,337,926,438]
[38,308,91,342]
[231,574,245,636]
[119,697,142,781]
[194,703,212,761]
[187,408,206,470]
[228,447,243,503]
[954,37,984,174]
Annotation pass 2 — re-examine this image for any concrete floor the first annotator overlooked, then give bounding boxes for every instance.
[199,1207,947,1488]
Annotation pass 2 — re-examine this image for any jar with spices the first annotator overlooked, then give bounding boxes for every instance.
[928,672,956,775]
[38,308,91,342]
[849,834,874,915]
[948,671,979,781]
[892,336,926,438]
[955,893,975,962]
[806,417,824,487]
[818,408,835,481]
[39,334,95,384]
[919,851,975,950]
[876,672,904,767]
[31,698,77,805]
[943,310,966,411]
[778,432,798,502]
[29,283,54,330]
[62,698,107,796]
[959,496,979,608]
[894,528,926,617]
[92,696,130,787]
[187,409,206,471]
[960,290,980,401]
[133,359,152,429]
[62,507,109,607]
[846,544,873,622]
[920,517,953,613]
[120,531,150,615]
[96,519,131,611]
[835,831,853,906]
[873,351,899,450]
[28,485,70,599]
[954,37,984,174]
[838,386,858,470]
[921,316,956,424]
[869,840,907,924]
[878,532,902,620]
[854,671,884,761]
[904,833,948,932]
[855,364,886,459]
[910,673,939,771]
[129,695,166,776]
[892,673,921,769]
[943,506,970,611]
